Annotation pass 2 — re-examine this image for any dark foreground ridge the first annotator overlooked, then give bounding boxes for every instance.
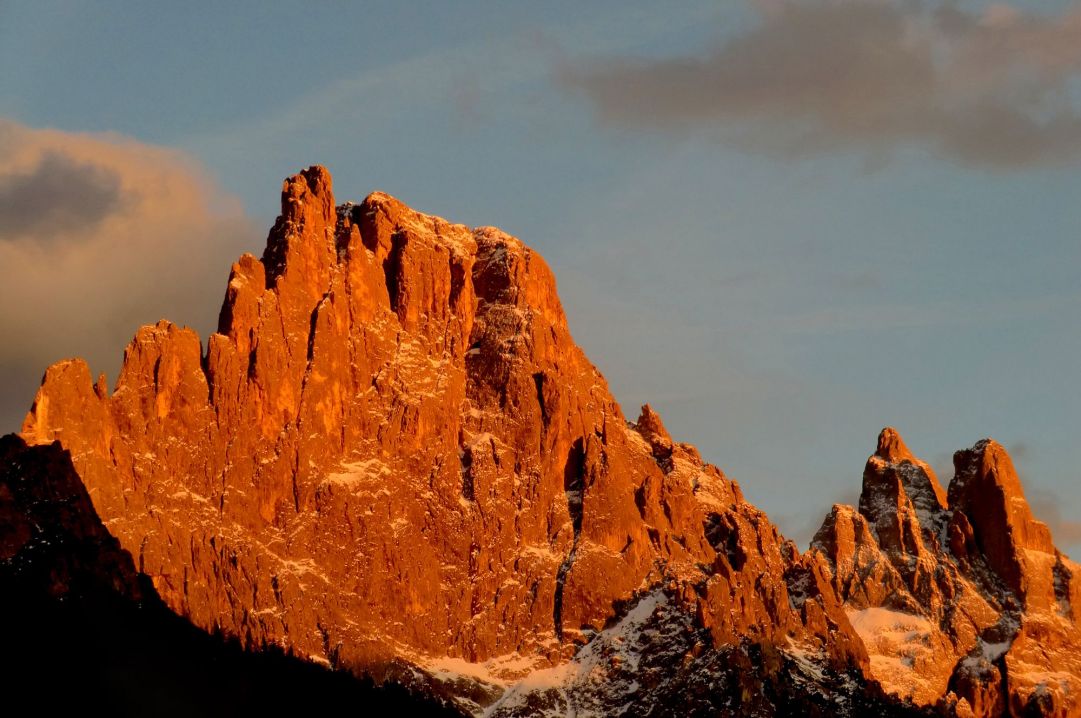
[0,435,458,717]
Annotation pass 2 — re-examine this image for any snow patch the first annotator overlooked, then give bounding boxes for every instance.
[484,591,668,717]
[325,458,391,487]
[847,607,937,701]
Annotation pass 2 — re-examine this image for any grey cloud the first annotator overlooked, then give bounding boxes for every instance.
[1008,441,1030,460]
[1012,447,1081,553]
[0,151,125,240]
[1029,485,1081,550]
[930,450,957,484]
[559,1,1081,169]
[0,119,259,432]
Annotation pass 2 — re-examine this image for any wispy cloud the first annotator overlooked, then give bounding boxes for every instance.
[560,1,1081,169]
[184,4,723,155]
[0,119,258,430]
[996,444,1081,554]
[1029,485,1081,552]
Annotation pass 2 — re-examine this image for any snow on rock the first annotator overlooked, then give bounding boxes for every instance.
[847,607,938,702]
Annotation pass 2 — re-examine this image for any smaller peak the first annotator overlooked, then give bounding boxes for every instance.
[362,190,401,207]
[831,503,860,517]
[473,227,525,264]
[286,165,332,194]
[356,191,410,236]
[22,358,98,446]
[949,437,1018,500]
[810,502,875,558]
[130,319,180,343]
[875,427,913,463]
[278,166,334,220]
[948,436,1057,604]
[278,165,335,219]
[968,437,999,456]
[354,190,475,264]
[634,404,673,460]
[636,404,670,440]
[358,191,419,224]
[818,502,868,533]
[42,357,90,374]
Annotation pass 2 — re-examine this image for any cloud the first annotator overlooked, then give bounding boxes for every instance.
[1010,445,1081,553]
[1029,485,1081,551]
[0,119,259,431]
[0,151,127,240]
[559,1,1081,169]
[1007,441,1030,460]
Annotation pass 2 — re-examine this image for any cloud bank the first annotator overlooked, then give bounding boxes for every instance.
[0,119,258,430]
[560,1,1081,168]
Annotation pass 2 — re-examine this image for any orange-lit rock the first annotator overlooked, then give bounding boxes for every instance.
[20,167,872,713]
[813,428,1081,716]
[16,168,1079,716]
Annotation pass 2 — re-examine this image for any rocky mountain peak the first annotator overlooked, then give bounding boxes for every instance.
[262,164,338,290]
[867,428,948,513]
[948,439,1057,610]
[813,430,1081,716]
[858,428,948,569]
[634,403,673,460]
[14,167,882,716]
[8,167,1080,717]
[875,426,915,463]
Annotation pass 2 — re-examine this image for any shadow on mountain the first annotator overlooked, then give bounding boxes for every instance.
[0,434,460,717]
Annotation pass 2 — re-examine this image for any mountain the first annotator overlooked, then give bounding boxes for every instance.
[812,429,1081,716]
[0,434,457,716]
[5,166,1078,716]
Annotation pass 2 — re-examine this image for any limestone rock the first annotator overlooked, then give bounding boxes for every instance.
[19,166,874,714]
[812,428,1081,716]
[13,167,1079,716]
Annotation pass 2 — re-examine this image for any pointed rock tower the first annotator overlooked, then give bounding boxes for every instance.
[812,429,1081,716]
[20,167,883,715]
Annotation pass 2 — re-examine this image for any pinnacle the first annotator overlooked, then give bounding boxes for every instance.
[874,427,913,463]
[636,404,670,441]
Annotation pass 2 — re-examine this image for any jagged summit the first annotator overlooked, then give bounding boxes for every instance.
[813,428,1081,716]
[875,427,915,462]
[8,168,1079,717]
[17,167,872,716]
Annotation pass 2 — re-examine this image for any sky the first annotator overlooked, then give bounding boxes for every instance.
[1,0,1079,553]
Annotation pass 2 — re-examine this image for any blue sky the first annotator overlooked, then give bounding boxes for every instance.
[1,1,1079,552]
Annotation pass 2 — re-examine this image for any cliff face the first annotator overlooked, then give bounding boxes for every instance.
[812,429,1081,717]
[12,166,1079,716]
[0,434,459,716]
[19,167,867,712]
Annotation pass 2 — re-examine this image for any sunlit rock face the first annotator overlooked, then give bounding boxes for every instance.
[18,167,872,714]
[14,167,1079,716]
[812,428,1081,717]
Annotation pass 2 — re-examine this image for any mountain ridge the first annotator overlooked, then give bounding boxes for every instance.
[6,166,1079,716]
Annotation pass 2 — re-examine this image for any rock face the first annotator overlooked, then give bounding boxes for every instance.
[0,434,460,716]
[812,428,1081,717]
[11,166,1078,715]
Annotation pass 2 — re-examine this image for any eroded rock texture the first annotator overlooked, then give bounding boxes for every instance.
[0,434,458,716]
[14,167,1078,716]
[812,429,1081,716]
